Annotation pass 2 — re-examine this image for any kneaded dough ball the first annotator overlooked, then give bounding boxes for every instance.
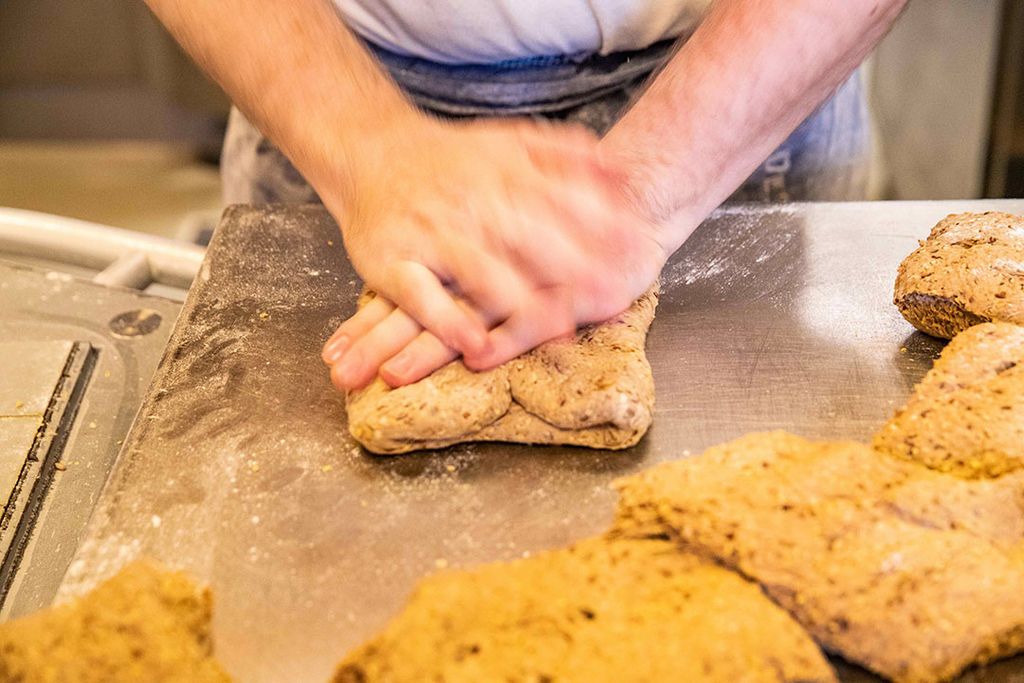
[894,211,1024,338]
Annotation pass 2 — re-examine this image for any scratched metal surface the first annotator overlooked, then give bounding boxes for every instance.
[61,200,1024,682]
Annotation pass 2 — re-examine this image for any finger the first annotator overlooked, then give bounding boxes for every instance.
[508,120,621,187]
[526,137,614,188]
[444,241,532,324]
[507,119,601,158]
[552,192,631,285]
[547,180,636,246]
[379,331,459,388]
[380,296,502,388]
[379,261,490,356]
[330,307,422,391]
[464,286,576,371]
[493,189,595,288]
[532,184,658,320]
[486,179,631,309]
[321,295,394,365]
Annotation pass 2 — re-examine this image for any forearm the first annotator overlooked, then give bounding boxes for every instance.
[604,0,906,253]
[144,0,420,201]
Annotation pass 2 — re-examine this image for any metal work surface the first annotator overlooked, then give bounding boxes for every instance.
[0,341,73,497]
[62,200,1024,682]
[0,261,180,618]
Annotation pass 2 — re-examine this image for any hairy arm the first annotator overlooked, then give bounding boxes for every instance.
[604,0,908,252]
[148,0,907,391]
[146,0,665,391]
[363,0,908,389]
[144,0,413,202]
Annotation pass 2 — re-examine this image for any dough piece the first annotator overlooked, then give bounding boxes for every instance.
[873,322,1024,478]
[334,537,835,683]
[613,431,1024,683]
[346,287,658,454]
[894,211,1024,338]
[0,560,230,683]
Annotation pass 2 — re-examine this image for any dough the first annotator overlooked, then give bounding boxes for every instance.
[894,211,1024,338]
[873,322,1024,478]
[346,287,658,454]
[613,431,1024,683]
[0,560,230,683]
[334,536,835,683]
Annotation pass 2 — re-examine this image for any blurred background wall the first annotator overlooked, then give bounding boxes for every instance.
[0,0,227,240]
[0,0,1021,240]
[0,0,226,143]
[869,0,1003,199]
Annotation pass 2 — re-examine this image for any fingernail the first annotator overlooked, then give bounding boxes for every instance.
[384,350,412,377]
[322,334,349,364]
[333,348,362,387]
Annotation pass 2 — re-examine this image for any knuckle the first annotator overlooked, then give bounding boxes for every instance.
[574,276,612,317]
[576,284,628,323]
[374,261,404,297]
[462,349,493,372]
[556,312,577,338]
[540,307,575,341]
[391,268,420,306]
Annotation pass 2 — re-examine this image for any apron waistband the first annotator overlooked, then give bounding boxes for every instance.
[366,39,678,117]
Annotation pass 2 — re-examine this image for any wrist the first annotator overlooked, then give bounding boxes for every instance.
[304,102,433,207]
[600,139,705,257]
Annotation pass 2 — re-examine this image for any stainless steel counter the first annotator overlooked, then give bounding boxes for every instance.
[60,200,1024,682]
[0,260,180,618]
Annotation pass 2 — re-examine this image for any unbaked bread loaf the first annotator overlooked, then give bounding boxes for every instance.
[346,287,658,454]
[334,536,835,683]
[873,322,1024,478]
[894,211,1024,338]
[613,431,1024,683]
[0,561,230,682]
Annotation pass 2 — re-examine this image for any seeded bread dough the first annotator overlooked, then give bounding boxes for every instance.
[346,287,658,454]
[0,560,230,683]
[873,322,1024,478]
[334,536,836,683]
[613,431,1024,683]
[894,211,1024,338]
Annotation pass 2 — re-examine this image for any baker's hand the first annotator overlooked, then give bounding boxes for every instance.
[320,116,666,391]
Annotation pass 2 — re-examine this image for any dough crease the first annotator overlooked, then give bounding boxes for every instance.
[346,287,658,454]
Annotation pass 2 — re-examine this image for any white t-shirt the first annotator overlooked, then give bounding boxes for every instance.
[333,1,711,64]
